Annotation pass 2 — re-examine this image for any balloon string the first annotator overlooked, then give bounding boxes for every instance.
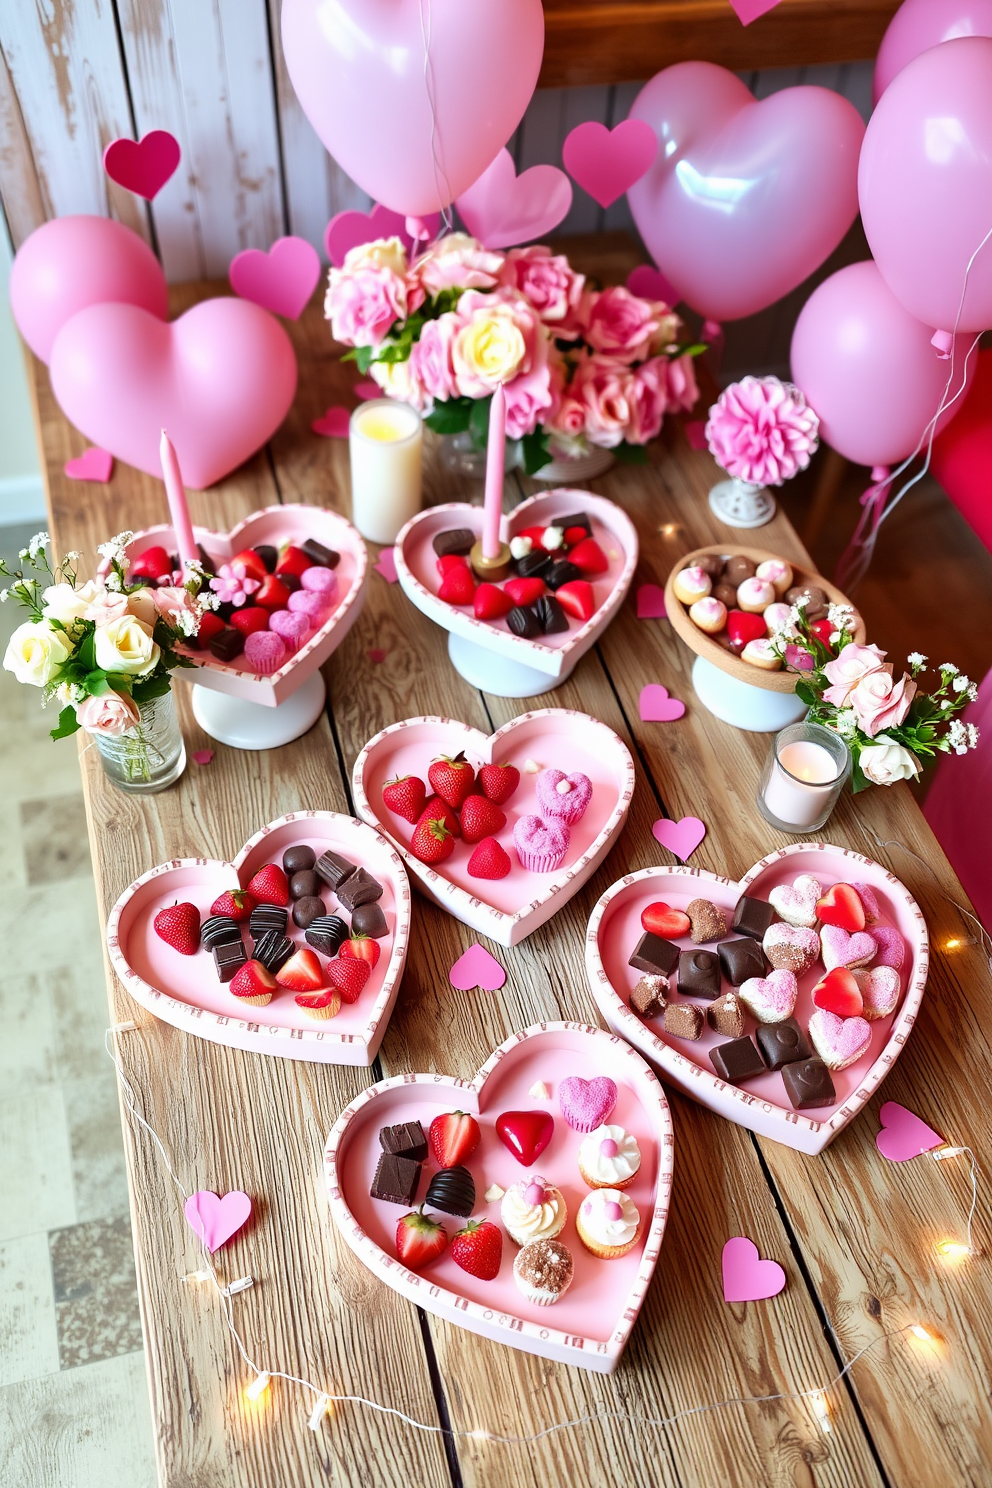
[419,0,455,235]
[835,472,891,591]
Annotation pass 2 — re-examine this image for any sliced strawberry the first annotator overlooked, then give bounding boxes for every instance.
[340,933,380,969]
[230,606,270,637]
[382,774,427,824]
[230,548,268,582]
[396,1208,448,1270]
[429,1111,481,1168]
[428,754,476,808]
[193,612,226,650]
[131,545,172,581]
[641,901,691,938]
[474,583,514,621]
[419,795,461,838]
[467,837,511,879]
[438,565,476,606]
[504,576,545,607]
[436,553,468,576]
[459,794,506,844]
[410,812,455,865]
[153,901,200,955]
[816,883,866,933]
[275,544,311,579]
[294,989,342,1019]
[450,1219,502,1280]
[210,888,256,922]
[254,574,292,611]
[327,955,371,1004]
[229,959,277,1005]
[555,579,595,622]
[275,947,325,992]
[476,762,520,805]
[812,966,864,1018]
[567,536,609,575]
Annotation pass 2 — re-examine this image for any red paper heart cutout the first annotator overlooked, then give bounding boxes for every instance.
[103,130,180,200]
[495,1109,554,1165]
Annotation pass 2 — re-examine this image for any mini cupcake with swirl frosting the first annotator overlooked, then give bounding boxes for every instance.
[577,1124,641,1190]
[500,1176,567,1247]
[575,1188,640,1259]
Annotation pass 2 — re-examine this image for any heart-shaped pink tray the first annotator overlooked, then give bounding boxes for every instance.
[352,710,635,946]
[395,488,638,679]
[324,1021,674,1373]
[123,505,368,705]
[106,811,410,1066]
[585,843,929,1154]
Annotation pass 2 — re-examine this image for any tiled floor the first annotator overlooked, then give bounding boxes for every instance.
[0,525,156,1487]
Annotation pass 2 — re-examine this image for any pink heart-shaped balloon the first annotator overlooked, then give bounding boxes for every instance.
[324,204,442,268]
[636,583,668,619]
[103,130,181,200]
[448,943,506,991]
[455,149,572,248]
[563,120,658,208]
[627,63,865,322]
[49,298,297,489]
[722,1236,786,1302]
[184,1189,252,1253]
[638,683,685,722]
[229,236,321,320]
[64,447,113,482]
[627,264,681,307]
[876,1101,944,1162]
[311,406,352,438]
[652,815,706,861]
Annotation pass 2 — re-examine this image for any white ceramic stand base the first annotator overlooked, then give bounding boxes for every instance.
[708,477,776,529]
[448,631,565,697]
[190,671,327,750]
[692,655,807,733]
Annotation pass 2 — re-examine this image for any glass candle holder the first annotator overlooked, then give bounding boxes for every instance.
[757,721,850,833]
[349,399,423,544]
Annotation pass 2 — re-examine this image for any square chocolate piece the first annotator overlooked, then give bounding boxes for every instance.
[557,512,591,538]
[782,1058,836,1110]
[756,1017,812,1072]
[677,948,722,1000]
[253,544,277,573]
[336,867,383,911]
[711,1036,765,1083]
[732,894,778,942]
[630,974,668,1019]
[315,850,356,891]
[629,932,680,978]
[663,1002,703,1041]
[718,937,768,986]
[212,939,247,983]
[433,528,474,557]
[301,538,339,569]
[379,1121,428,1162]
[370,1152,421,1206]
[209,626,244,663]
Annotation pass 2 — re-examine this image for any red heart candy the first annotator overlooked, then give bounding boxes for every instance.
[504,576,546,606]
[495,1109,554,1166]
[812,966,864,1018]
[474,583,514,621]
[437,553,468,576]
[816,882,866,933]
[641,901,691,938]
[726,610,765,650]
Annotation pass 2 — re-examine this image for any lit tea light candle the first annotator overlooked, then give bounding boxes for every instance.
[349,399,423,544]
[758,723,850,832]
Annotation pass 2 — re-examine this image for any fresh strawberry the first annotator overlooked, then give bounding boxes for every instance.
[812,966,864,1018]
[396,1208,448,1270]
[555,579,595,622]
[429,1110,481,1167]
[419,795,461,838]
[450,1219,502,1280]
[438,565,476,606]
[410,811,455,864]
[194,612,226,650]
[467,837,511,879]
[563,524,589,547]
[382,774,427,824]
[567,536,609,575]
[275,544,311,579]
[131,545,173,581]
[816,882,866,933]
[809,617,835,647]
[476,762,520,805]
[229,959,277,1005]
[340,933,381,969]
[275,947,324,992]
[504,576,545,607]
[428,754,476,808]
[327,955,371,1003]
[247,863,290,906]
[474,583,514,621]
[230,547,268,582]
[517,524,548,551]
[641,901,691,938]
[209,888,256,922]
[230,605,270,637]
[436,553,468,576]
[153,902,201,955]
[295,989,342,1019]
[459,794,506,844]
[253,574,292,610]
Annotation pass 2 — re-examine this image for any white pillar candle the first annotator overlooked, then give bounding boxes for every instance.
[349,400,423,544]
[761,739,840,828]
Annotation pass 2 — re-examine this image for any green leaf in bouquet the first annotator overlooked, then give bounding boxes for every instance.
[424,398,473,435]
[469,394,493,449]
[50,705,80,741]
[77,629,96,671]
[520,428,552,475]
[83,669,111,696]
[680,343,709,359]
[794,681,816,706]
[613,440,650,465]
[132,674,173,705]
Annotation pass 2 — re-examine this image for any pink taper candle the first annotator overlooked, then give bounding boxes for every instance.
[159,429,197,572]
[482,383,506,560]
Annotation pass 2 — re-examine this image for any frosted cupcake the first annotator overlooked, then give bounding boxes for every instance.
[270,610,310,652]
[500,1176,567,1246]
[577,1125,641,1190]
[244,631,287,675]
[513,814,569,873]
[575,1188,640,1259]
[300,566,338,604]
[535,769,592,825]
[513,1239,574,1306]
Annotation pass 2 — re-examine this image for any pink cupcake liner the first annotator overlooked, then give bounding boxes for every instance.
[512,814,569,873]
[244,630,287,675]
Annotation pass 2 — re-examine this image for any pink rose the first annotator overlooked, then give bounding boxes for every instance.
[75,690,141,738]
[82,589,131,626]
[450,289,545,398]
[503,357,554,439]
[151,586,195,622]
[414,233,503,296]
[849,668,917,737]
[573,353,634,448]
[626,356,669,444]
[499,246,584,333]
[324,263,407,348]
[663,353,699,414]
[580,286,664,362]
[822,642,888,708]
[409,313,460,401]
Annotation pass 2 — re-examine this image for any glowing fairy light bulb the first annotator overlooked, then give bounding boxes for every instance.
[809,1391,832,1434]
[308,1394,331,1432]
[244,1372,270,1403]
[935,1240,972,1262]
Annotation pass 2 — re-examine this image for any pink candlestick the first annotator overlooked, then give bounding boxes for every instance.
[159,429,198,572]
[482,383,506,560]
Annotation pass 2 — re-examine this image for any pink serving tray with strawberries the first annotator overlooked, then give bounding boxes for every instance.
[325,1022,674,1373]
[585,844,929,1154]
[106,812,409,1066]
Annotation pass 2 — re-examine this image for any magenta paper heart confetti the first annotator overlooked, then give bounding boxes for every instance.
[652,816,706,861]
[103,130,181,200]
[626,264,680,307]
[636,583,667,619]
[448,943,506,992]
[638,684,685,722]
[64,448,113,482]
[324,204,442,267]
[562,119,658,208]
[455,148,573,249]
[876,1101,944,1162]
[374,547,398,583]
[184,1190,252,1253]
[728,0,782,23]
[229,237,321,320]
[354,381,380,401]
[311,406,351,438]
[722,1237,786,1302]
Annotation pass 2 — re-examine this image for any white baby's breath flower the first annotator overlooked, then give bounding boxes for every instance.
[176,611,198,637]
[952,675,970,693]
[939,662,959,675]
[0,589,8,604]
[27,532,49,560]
[835,708,858,738]
[18,548,29,561]
[908,652,927,667]
[967,684,978,702]
[105,571,122,592]
[967,723,979,747]
[947,719,968,755]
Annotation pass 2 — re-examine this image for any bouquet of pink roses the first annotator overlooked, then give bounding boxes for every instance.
[324,232,702,472]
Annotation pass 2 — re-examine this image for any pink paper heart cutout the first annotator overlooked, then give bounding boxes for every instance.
[312,406,352,438]
[448,943,506,992]
[821,925,877,972]
[722,1237,786,1302]
[369,647,387,665]
[455,148,572,248]
[876,1101,944,1162]
[184,1189,252,1253]
[728,0,782,22]
[354,381,380,401]
[627,264,680,307]
[324,204,441,267]
[64,447,113,482]
[685,420,708,451]
[103,130,181,200]
[374,547,398,583]
[192,749,214,766]
[639,683,685,722]
[229,236,321,320]
[636,583,667,619]
[563,119,658,208]
[652,815,706,861]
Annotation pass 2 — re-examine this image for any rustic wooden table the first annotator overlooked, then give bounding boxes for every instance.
[30,272,992,1488]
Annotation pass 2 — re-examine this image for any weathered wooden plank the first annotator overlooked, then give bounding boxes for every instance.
[0,40,48,244]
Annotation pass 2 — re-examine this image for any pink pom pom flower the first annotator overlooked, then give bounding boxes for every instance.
[705,376,819,487]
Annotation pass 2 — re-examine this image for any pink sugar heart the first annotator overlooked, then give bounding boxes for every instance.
[870,926,905,970]
[288,589,328,622]
[559,1075,618,1132]
[768,874,821,928]
[728,0,783,24]
[636,583,667,620]
[652,815,706,862]
[229,236,321,320]
[638,683,686,722]
[627,264,680,307]
[311,406,352,438]
[448,943,506,992]
[853,965,902,1021]
[722,1237,786,1303]
[103,129,180,199]
[820,924,877,972]
[763,923,819,975]
[562,119,658,208]
[738,969,798,1024]
[64,447,114,482]
[455,147,573,248]
[852,882,881,925]
[876,1101,944,1162]
[184,1189,252,1253]
[808,1009,872,1070]
[269,610,310,649]
[685,420,708,450]
[374,547,398,583]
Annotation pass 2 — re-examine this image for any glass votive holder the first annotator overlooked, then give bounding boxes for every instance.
[757,721,851,834]
[349,399,423,544]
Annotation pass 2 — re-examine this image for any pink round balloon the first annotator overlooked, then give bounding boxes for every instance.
[10,215,167,364]
[874,0,992,102]
[790,260,974,466]
[280,0,544,216]
[49,298,297,489]
[627,63,865,323]
[860,37,992,337]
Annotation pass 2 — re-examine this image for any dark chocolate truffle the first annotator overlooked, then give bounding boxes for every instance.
[289,869,320,900]
[252,930,294,973]
[292,895,325,930]
[305,914,348,957]
[282,844,316,876]
[425,1165,475,1217]
[336,867,383,911]
[507,605,541,639]
[351,901,388,938]
[433,528,474,558]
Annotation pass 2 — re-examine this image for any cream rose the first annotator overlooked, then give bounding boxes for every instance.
[124,587,160,627]
[859,737,921,786]
[93,615,160,676]
[42,579,100,624]
[342,236,408,277]
[75,690,141,737]
[3,620,72,687]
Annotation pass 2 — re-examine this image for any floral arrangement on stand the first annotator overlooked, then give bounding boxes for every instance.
[771,599,979,790]
[703,375,821,529]
[325,232,703,472]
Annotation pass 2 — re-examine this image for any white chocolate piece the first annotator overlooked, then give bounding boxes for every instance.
[529,1080,551,1099]
[541,526,565,550]
[741,638,782,670]
[523,758,540,773]
[673,564,712,605]
[764,601,794,637]
[485,1183,506,1203]
[756,558,793,596]
[736,577,776,613]
[689,596,728,634]
[509,535,532,560]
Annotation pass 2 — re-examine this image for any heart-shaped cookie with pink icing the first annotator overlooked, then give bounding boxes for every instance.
[820,925,877,971]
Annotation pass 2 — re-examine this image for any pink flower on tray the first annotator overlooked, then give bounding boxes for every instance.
[580,285,669,363]
[209,561,260,608]
[325,262,407,349]
[705,376,820,486]
[499,246,585,334]
[414,233,503,296]
[849,667,917,737]
[75,690,141,737]
[822,642,888,708]
[573,353,633,449]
